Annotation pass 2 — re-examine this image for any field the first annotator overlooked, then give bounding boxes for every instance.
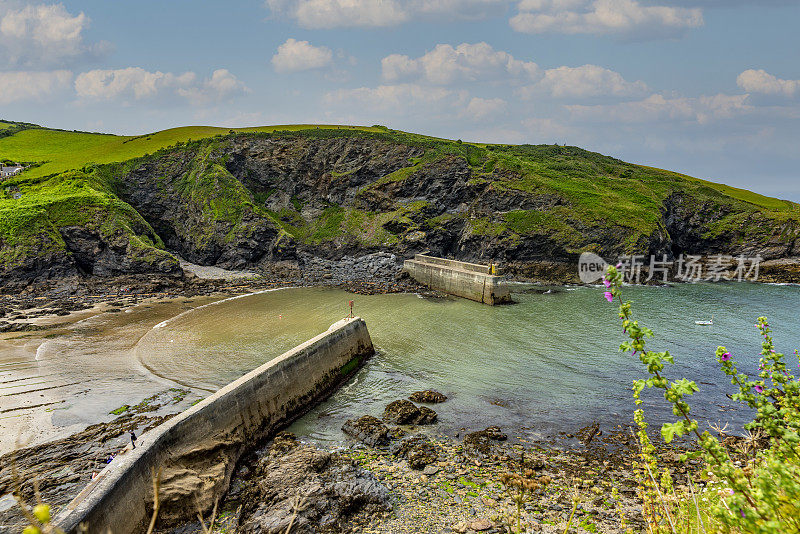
[0,124,388,180]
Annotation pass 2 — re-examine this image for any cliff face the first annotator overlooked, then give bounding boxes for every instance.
[1,130,798,285]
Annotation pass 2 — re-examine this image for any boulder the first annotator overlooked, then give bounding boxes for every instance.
[239,437,390,533]
[463,426,508,457]
[382,400,437,425]
[409,390,448,404]
[390,436,438,470]
[417,406,438,424]
[341,415,390,447]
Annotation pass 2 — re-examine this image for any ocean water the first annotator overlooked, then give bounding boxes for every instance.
[133,282,800,444]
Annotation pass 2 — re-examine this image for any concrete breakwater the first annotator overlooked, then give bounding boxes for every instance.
[54,317,375,534]
[403,254,511,305]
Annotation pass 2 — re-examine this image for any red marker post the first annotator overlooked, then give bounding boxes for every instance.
[348,300,354,318]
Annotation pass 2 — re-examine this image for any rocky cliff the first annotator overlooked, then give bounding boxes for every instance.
[1,128,798,286]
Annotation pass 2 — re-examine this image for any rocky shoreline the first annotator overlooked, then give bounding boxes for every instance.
[2,252,799,335]
[0,253,790,533]
[0,253,433,334]
[0,386,710,534]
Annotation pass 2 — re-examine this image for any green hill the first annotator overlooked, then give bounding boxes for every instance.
[0,121,798,285]
[0,122,388,178]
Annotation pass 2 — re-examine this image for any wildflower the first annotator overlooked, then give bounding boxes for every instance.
[754,385,764,394]
[616,262,622,268]
[603,279,611,288]
[740,509,746,518]
[604,291,613,303]
[720,352,731,362]
[728,489,735,495]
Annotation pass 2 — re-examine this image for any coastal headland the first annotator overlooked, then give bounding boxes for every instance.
[2,122,800,533]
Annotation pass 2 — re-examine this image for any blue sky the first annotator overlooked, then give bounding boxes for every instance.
[1,0,799,200]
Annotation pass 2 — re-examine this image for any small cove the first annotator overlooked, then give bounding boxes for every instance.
[132,282,800,443]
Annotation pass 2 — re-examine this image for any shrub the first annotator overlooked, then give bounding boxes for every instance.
[603,264,800,533]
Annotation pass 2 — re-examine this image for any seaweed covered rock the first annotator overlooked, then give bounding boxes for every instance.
[390,436,438,470]
[417,406,438,424]
[382,400,437,425]
[342,415,390,447]
[409,390,448,404]
[239,433,390,533]
[463,426,508,457]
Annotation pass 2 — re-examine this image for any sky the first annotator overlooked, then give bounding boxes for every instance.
[1,0,799,200]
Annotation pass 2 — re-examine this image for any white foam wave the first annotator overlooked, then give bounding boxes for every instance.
[147,286,293,332]
[35,340,54,361]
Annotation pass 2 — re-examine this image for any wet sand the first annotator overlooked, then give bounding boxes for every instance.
[0,295,223,454]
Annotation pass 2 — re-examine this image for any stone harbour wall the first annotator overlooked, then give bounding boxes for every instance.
[403,255,511,305]
[54,317,375,534]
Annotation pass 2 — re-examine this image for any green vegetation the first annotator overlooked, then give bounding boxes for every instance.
[0,123,388,181]
[604,266,800,533]
[108,405,130,415]
[340,355,361,376]
[0,166,172,271]
[1,121,798,277]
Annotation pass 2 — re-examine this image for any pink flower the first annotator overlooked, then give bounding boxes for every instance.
[604,291,613,303]
[603,279,611,288]
[754,385,764,394]
[720,352,731,362]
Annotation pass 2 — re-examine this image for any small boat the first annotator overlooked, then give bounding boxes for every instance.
[695,315,713,326]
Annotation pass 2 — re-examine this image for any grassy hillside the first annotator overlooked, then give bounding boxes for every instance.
[0,121,798,283]
[1,120,793,212]
[0,123,388,179]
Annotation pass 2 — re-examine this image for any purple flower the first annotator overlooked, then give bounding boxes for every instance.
[754,385,764,394]
[720,352,731,362]
[616,262,623,269]
[740,510,746,518]
[603,279,611,288]
[604,291,613,303]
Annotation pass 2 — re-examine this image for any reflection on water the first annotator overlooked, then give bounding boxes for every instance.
[135,283,800,444]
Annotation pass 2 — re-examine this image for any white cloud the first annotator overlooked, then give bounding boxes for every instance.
[521,117,575,139]
[381,42,539,85]
[518,64,648,98]
[566,92,751,124]
[0,2,108,66]
[510,0,703,39]
[737,69,800,97]
[265,0,506,29]
[464,97,507,118]
[74,67,247,105]
[272,38,333,73]
[0,69,71,104]
[383,44,644,101]
[178,69,249,105]
[324,83,466,111]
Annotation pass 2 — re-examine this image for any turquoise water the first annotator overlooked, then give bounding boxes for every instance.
[134,282,800,443]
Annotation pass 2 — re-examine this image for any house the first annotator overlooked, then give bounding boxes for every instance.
[0,166,23,178]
